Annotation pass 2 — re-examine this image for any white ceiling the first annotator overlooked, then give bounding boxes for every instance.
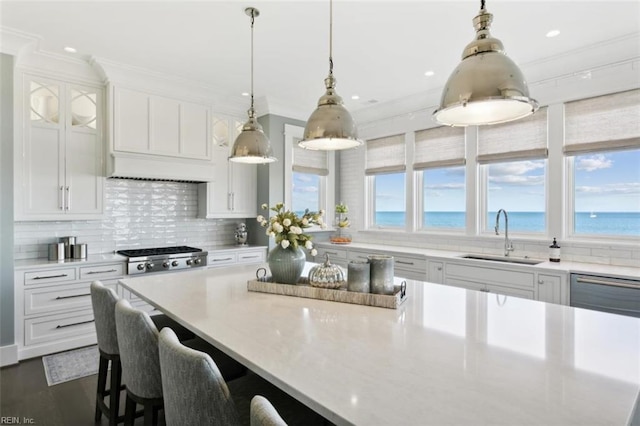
[2,0,639,120]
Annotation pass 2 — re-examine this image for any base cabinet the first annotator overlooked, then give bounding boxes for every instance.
[15,262,124,359]
[207,247,267,269]
[444,262,536,300]
[536,273,568,305]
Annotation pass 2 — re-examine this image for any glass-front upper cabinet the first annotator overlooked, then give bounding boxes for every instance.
[30,80,60,125]
[19,75,104,220]
[70,87,97,129]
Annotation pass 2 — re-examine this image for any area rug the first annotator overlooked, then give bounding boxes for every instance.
[42,345,101,386]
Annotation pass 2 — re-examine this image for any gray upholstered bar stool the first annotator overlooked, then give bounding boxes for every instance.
[90,281,196,425]
[250,396,287,426]
[115,298,165,426]
[158,328,325,426]
[115,299,248,425]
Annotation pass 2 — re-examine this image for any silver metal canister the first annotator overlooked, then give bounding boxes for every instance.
[368,255,395,295]
[347,261,370,293]
[60,236,76,258]
[72,243,87,259]
[48,243,65,261]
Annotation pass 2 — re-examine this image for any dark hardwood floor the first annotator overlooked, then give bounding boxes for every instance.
[0,356,164,426]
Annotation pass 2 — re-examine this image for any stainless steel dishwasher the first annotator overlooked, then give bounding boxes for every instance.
[570,273,640,318]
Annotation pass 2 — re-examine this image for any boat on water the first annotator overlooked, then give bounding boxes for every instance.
[590,212,597,218]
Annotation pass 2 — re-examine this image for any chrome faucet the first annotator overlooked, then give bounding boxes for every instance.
[495,209,514,257]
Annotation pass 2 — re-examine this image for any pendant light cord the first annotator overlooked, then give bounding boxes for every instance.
[328,0,333,76]
[250,10,255,113]
[480,0,486,10]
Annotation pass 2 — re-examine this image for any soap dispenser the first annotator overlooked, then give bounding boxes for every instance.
[549,238,561,263]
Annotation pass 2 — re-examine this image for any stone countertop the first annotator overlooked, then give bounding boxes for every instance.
[317,242,640,280]
[14,246,268,270]
[14,253,128,270]
[119,264,640,426]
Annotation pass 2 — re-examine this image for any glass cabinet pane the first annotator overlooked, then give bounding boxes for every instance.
[71,88,97,129]
[212,115,229,147]
[30,81,59,124]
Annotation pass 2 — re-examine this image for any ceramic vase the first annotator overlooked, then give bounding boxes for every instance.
[268,245,306,284]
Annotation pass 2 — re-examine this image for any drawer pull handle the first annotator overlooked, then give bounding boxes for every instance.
[55,293,90,300]
[242,255,260,259]
[86,269,118,275]
[56,319,94,329]
[396,260,415,265]
[325,251,337,255]
[32,274,68,280]
[357,256,368,259]
[575,277,639,290]
[213,258,234,262]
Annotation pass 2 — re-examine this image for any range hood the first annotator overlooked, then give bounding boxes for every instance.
[106,152,215,183]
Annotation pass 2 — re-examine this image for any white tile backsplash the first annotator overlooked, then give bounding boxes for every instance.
[14,179,242,259]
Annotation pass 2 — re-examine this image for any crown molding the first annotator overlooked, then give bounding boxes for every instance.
[0,27,39,56]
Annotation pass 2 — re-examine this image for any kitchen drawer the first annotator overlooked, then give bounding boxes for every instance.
[24,309,95,346]
[347,250,371,263]
[446,263,534,289]
[25,279,118,316]
[445,277,486,292]
[237,249,265,263]
[24,267,76,286]
[487,284,534,299]
[392,255,426,272]
[208,252,238,267]
[316,247,348,265]
[79,263,124,280]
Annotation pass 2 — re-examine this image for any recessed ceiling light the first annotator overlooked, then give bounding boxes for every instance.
[63,46,77,53]
[546,30,560,38]
[241,92,249,97]
[351,95,360,100]
[424,70,435,77]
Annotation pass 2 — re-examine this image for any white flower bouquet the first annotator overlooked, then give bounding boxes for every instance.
[257,203,326,256]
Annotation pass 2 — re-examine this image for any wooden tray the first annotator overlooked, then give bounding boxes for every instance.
[247,277,407,309]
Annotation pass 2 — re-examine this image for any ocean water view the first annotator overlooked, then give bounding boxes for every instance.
[374,211,640,236]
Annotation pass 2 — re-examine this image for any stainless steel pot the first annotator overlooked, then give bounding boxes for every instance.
[60,236,76,258]
[72,243,87,259]
[48,243,65,261]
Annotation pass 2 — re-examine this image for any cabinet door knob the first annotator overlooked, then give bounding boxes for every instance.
[538,279,544,285]
[437,267,442,271]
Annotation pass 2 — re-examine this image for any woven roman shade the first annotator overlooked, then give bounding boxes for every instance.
[477,107,548,164]
[293,140,329,176]
[365,134,406,175]
[414,126,466,170]
[564,89,640,155]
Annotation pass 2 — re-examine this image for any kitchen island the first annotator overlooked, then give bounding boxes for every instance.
[119,264,640,425]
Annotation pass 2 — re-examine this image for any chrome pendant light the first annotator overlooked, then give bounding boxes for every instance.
[433,0,538,126]
[298,0,363,151]
[229,7,276,164]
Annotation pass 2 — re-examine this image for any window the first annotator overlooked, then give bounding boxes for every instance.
[478,108,548,233]
[284,124,334,218]
[414,126,466,230]
[366,134,406,228]
[565,90,640,237]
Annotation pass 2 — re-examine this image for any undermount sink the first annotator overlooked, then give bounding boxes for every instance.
[460,254,544,265]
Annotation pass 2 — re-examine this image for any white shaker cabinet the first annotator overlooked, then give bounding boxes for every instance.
[536,272,568,305]
[15,75,104,220]
[113,87,210,160]
[198,114,257,218]
[428,260,445,284]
